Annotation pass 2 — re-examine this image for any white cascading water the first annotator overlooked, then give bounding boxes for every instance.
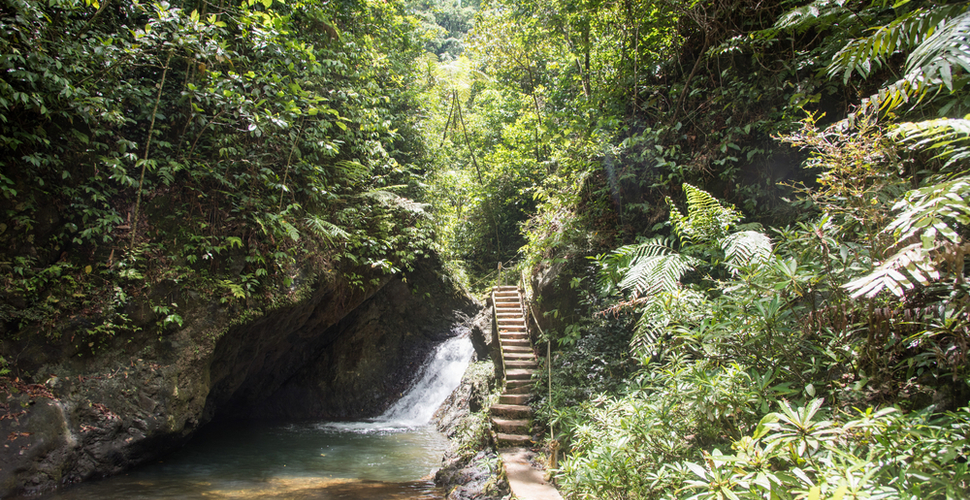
[321,333,474,433]
[377,334,474,427]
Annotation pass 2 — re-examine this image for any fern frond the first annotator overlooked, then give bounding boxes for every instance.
[772,0,849,33]
[671,184,741,244]
[360,190,430,214]
[885,176,970,248]
[617,253,698,299]
[334,160,369,181]
[848,175,970,298]
[593,237,679,295]
[304,214,349,247]
[906,9,970,92]
[631,288,708,359]
[722,230,773,274]
[845,7,970,119]
[631,314,665,359]
[828,5,963,84]
[612,237,680,259]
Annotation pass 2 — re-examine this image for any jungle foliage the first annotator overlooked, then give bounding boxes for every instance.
[0,0,435,357]
[2,0,970,495]
[412,0,970,498]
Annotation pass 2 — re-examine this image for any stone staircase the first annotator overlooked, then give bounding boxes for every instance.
[490,285,537,447]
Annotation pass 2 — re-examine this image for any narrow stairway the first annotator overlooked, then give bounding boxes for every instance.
[490,285,537,447]
[490,285,565,500]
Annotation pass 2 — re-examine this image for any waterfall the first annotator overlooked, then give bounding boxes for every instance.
[321,334,474,433]
[377,334,474,427]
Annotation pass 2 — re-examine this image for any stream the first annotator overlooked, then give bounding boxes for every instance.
[34,335,475,500]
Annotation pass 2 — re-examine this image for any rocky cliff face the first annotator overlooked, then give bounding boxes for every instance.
[0,255,479,497]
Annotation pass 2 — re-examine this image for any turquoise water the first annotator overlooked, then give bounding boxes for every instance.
[36,420,449,499]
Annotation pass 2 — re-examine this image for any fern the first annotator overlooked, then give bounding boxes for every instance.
[618,254,698,299]
[841,6,970,118]
[359,189,430,214]
[334,160,369,182]
[594,237,678,294]
[777,0,847,30]
[670,183,741,244]
[906,8,970,93]
[599,186,775,359]
[886,176,970,247]
[304,214,349,247]
[630,288,708,359]
[722,230,773,274]
[844,243,940,298]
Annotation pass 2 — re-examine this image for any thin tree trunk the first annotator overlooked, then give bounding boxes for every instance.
[130,50,174,251]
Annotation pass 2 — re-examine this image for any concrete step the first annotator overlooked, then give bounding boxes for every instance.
[496,433,532,447]
[506,383,532,394]
[492,417,530,433]
[504,345,532,352]
[506,368,534,380]
[502,339,530,348]
[500,393,532,405]
[504,352,534,360]
[491,403,532,419]
[506,360,538,369]
[506,378,531,388]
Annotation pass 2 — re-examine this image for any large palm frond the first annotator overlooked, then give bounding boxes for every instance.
[895,118,970,168]
[849,7,970,117]
[845,177,970,298]
[828,5,965,84]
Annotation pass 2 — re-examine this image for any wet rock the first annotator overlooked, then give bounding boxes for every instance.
[433,346,509,500]
[435,450,510,500]
[434,361,495,438]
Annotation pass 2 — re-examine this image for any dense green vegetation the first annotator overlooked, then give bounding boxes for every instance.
[3,0,970,497]
[1,0,436,360]
[411,0,970,497]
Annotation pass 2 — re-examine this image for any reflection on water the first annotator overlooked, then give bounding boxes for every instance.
[35,421,448,500]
